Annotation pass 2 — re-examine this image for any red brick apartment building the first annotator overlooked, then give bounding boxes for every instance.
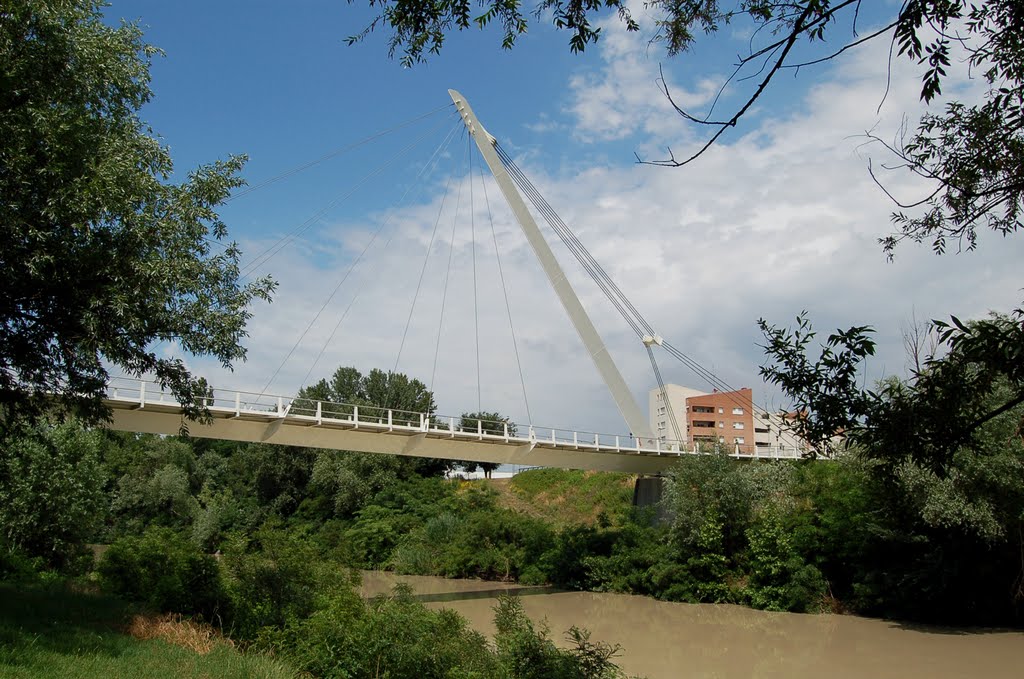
[649,384,810,454]
[686,388,755,452]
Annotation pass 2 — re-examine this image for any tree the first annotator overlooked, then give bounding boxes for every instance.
[350,1,1023,257]
[296,366,436,419]
[0,419,107,571]
[0,0,274,425]
[758,310,1024,622]
[297,366,454,482]
[457,411,516,477]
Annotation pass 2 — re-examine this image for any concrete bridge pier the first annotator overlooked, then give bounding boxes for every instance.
[632,476,670,524]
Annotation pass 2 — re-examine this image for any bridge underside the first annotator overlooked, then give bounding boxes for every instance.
[104,399,682,475]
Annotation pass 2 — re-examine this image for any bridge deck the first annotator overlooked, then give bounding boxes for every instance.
[103,379,802,474]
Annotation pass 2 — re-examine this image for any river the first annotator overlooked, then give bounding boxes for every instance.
[360,571,1024,678]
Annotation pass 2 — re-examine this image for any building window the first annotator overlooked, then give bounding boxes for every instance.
[733,422,745,430]
[732,407,744,415]
[718,407,724,414]
[718,421,724,428]
[658,406,666,415]
[735,437,745,444]
[755,427,769,434]
[692,420,715,428]
[692,406,714,413]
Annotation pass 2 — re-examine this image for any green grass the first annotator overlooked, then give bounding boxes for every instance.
[0,581,296,679]
[508,468,635,525]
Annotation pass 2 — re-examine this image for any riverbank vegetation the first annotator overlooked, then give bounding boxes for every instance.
[2,342,1022,678]
[3,369,1022,629]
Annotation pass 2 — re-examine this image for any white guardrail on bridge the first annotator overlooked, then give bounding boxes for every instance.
[103,377,806,466]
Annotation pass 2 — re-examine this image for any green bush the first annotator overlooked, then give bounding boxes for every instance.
[265,584,500,678]
[220,525,329,639]
[0,420,106,573]
[744,506,826,612]
[494,594,629,679]
[97,527,224,618]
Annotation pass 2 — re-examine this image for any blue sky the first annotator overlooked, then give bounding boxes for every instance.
[103,1,1024,436]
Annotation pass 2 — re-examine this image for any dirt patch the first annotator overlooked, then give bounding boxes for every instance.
[126,613,230,655]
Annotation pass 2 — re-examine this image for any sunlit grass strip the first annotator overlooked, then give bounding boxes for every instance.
[0,582,297,679]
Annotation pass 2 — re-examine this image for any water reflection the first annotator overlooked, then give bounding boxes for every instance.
[360,571,1024,679]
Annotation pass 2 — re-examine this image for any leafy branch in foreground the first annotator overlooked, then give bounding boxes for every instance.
[759,308,1024,470]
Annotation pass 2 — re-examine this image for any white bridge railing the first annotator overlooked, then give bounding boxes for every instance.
[105,377,806,461]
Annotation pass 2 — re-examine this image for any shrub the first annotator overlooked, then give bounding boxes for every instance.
[494,594,629,679]
[98,527,224,618]
[220,525,327,639]
[266,584,500,678]
[744,506,826,612]
[0,420,106,573]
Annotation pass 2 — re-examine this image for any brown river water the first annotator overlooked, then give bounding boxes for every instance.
[360,571,1024,679]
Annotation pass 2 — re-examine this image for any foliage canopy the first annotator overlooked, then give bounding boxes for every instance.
[0,0,273,424]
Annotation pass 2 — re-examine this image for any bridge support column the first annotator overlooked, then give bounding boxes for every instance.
[632,476,669,525]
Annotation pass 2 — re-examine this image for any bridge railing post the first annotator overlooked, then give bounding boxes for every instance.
[450,417,455,437]
[573,431,578,448]
[139,381,146,409]
[477,420,482,440]
[594,432,599,450]
[316,401,322,425]
[503,422,509,442]
[387,409,393,431]
[353,405,359,428]
[235,391,241,416]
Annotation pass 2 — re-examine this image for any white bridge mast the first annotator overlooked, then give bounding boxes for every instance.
[449,89,654,442]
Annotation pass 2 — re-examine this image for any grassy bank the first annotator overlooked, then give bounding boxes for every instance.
[0,582,296,679]
[496,469,636,527]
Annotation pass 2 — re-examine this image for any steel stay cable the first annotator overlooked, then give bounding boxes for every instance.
[257,118,463,402]
[226,103,454,203]
[661,340,777,422]
[502,151,654,339]
[388,127,468,407]
[495,145,647,339]
[240,113,457,280]
[295,121,466,398]
[497,144,655,337]
[478,158,533,425]
[647,345,684,442]
[495,144,655,338]
[469,135,482,413]
[493,144,771,430]
[428,135,467,408]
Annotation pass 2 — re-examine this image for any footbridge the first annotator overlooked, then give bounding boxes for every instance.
[102,89,809,473]
[105,378,803,474]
